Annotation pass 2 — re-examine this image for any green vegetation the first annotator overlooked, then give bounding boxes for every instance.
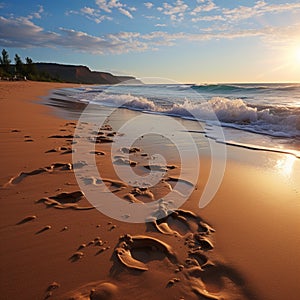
[0,49,62,82]
[0,49,11,75]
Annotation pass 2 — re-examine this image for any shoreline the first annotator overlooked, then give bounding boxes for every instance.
[0,81,299,299]
[45,84,300,160]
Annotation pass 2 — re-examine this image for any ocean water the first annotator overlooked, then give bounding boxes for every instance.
[50,83,300,158]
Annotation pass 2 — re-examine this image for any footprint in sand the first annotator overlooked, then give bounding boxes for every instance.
[120,146,141,154]
[90,150,106,156]
[61,281,119,300]
[48,134,74,139]
[114,234,178,271]
[94,136,114,143]
[60,205,251,299]
[150,208,215,238]
[16,215,37,225]
[35,225,51,234]
[4,163,72,186]
[4,162,87,186]
[123,187,154,203]
[111,232,225,299]
[36,190,94,210]
[69,251,84,262]
[45,146,73,154]
[109,205,251,299]
[113,157,137,167]
[44,281,60,299]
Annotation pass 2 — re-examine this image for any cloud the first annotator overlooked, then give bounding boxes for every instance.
[28,5,44,20]
[192,15,224,22]
[144,2,154,9]
[144,15,160,20]
[0,16,58,48]
[67,6,112,23]
[95,0,136,18]
[259,23,300,48]
[155,23,167,27]
[155,0,218,21]
[81,7,96,15]
[158,0,188,22]
[191,0,217,15]
[118,7,133,18]
[0,16,144,53]
[223,1,300,22]
[188,1,300,26]
[96,0,118,13]
[1,15,299,55]
[128,6,137,12]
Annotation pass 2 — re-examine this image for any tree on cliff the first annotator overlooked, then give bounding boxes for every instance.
[0,49,11,75]
[25,57,37,77]
[14,54,25,76]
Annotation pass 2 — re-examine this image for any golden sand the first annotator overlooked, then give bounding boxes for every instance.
[0,81,299,299]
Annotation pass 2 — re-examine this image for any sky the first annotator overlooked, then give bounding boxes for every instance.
[0,0,300,83]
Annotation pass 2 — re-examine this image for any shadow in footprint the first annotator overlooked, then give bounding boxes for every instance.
[110,234,178,277]
[16,215,37,225]
[69,252,84,262]
[35,225,51,235]
[151,209,215,237]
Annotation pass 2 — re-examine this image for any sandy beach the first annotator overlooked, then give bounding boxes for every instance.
[0,81,299,300]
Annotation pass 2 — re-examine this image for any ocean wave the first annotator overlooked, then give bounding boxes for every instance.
[191,84,270,93]
[92,93,157,111]
[191,83,300,93]
[82,92,300,138]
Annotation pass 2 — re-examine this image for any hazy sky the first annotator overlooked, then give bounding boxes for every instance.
[1,0,300,83]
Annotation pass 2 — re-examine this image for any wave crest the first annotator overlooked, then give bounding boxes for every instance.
[78,91,300,138]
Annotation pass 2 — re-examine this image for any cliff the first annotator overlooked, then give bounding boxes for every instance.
[35,63,141,84]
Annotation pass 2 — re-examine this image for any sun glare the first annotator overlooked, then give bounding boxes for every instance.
[275,155,296,177]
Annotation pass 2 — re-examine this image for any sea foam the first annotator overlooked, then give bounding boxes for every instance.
[84,91,300,138]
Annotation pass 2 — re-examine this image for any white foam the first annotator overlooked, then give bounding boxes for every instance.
[70,90,300,139]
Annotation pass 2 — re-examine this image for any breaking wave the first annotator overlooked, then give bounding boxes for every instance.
[77,91,300,139]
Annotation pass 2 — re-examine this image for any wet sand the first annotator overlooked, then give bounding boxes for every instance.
[0,81,299,299]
